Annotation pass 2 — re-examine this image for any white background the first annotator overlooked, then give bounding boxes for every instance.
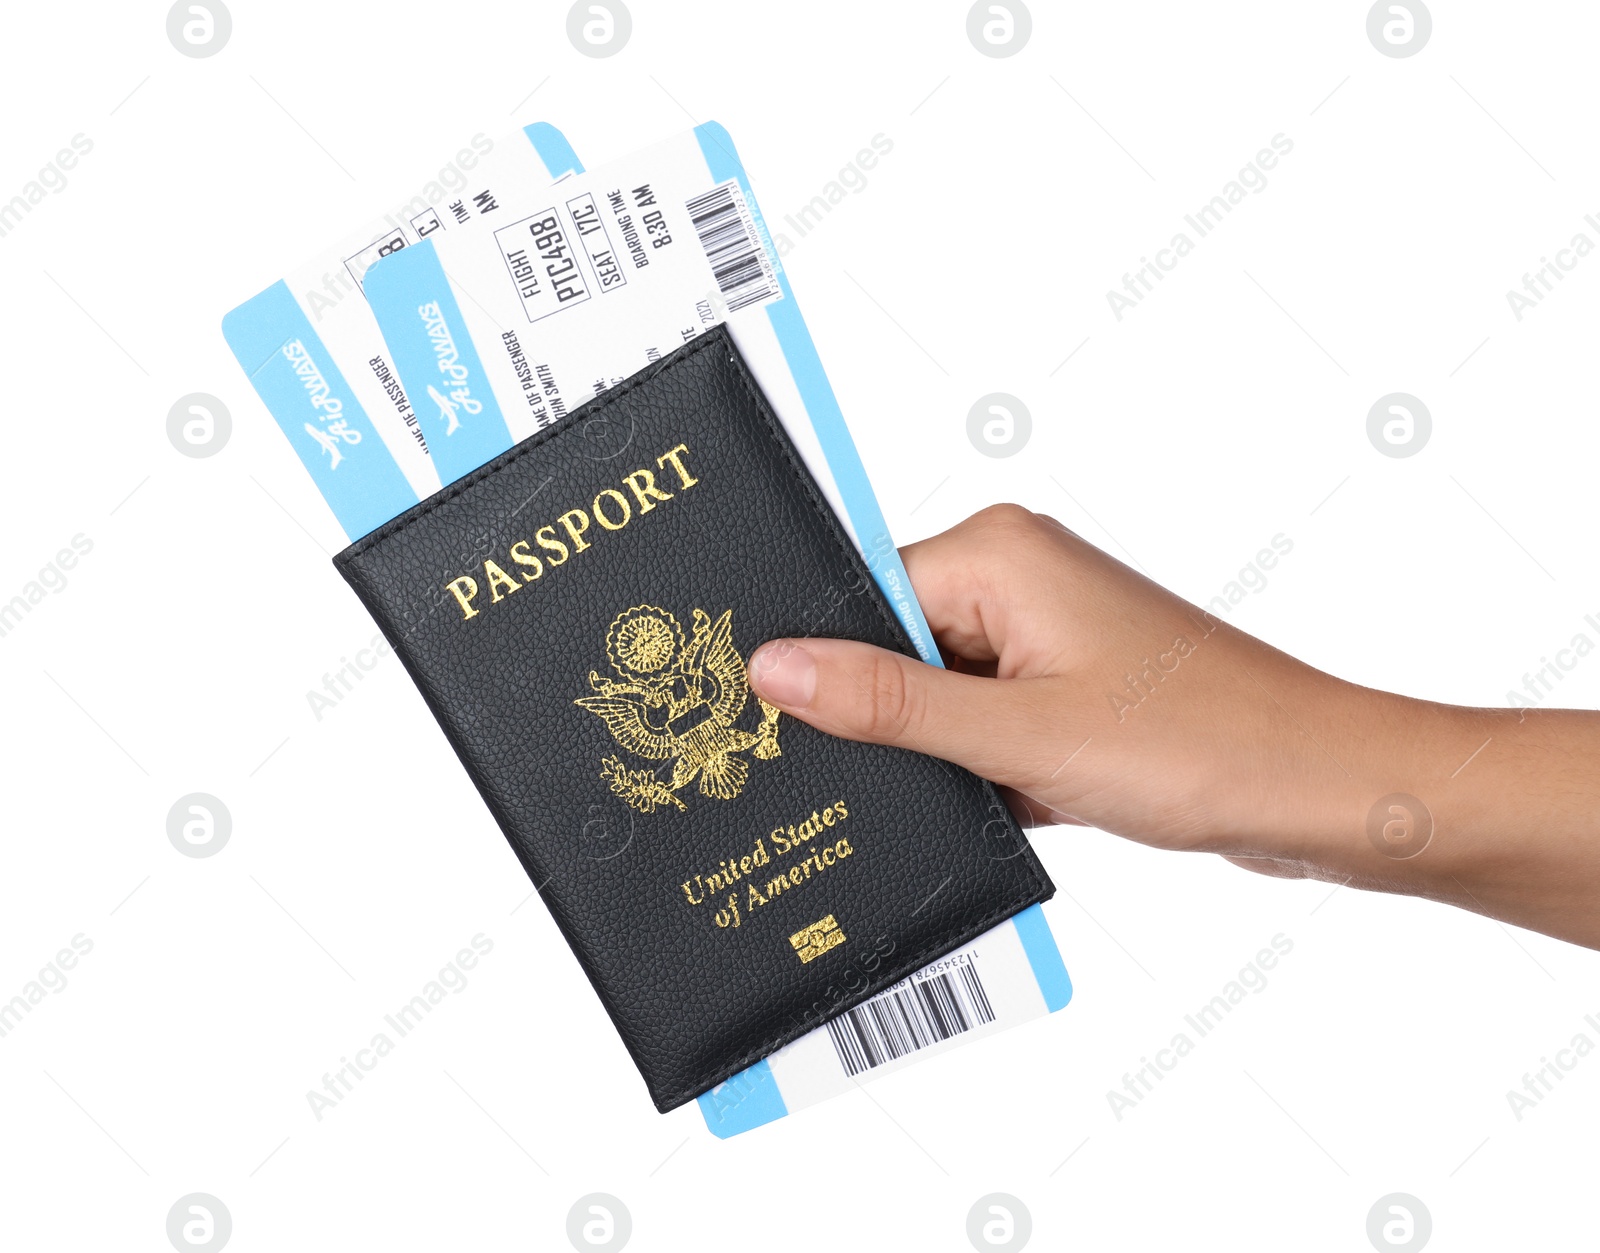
[1,1,1596,1249]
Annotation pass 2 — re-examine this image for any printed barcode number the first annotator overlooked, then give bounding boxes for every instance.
[826,960,995,1077]
[685,180,780,313]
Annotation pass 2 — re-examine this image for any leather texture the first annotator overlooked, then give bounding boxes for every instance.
[335,325,1053,1111]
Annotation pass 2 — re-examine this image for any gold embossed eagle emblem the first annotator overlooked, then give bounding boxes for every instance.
[574,605,781,813]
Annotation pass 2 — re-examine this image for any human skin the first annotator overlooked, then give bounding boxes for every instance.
[747,505,1600,949]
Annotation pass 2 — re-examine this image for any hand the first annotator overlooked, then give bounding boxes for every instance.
[748,505,1600,948]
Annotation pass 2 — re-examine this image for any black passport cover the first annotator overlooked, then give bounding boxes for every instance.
[334,325,1053,1111]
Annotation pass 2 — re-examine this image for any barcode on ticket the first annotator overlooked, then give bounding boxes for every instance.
[826,958,996,1077]
[685,180,781,313]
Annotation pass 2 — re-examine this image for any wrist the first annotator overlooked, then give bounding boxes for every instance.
[1290,687,1596,938]
[1199,660,1482,893]
[1308,688,1488,894]
[1184,643,1599,944]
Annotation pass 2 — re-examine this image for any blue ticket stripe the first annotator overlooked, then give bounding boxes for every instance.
[693,121,941,666]
[697,1058,789,1139]
[362,241,515,485]
[221,280,418,539]
[1012,904,1074,1013]
[522,122,584,176]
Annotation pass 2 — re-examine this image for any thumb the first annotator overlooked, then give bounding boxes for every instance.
[747,638,1054,789]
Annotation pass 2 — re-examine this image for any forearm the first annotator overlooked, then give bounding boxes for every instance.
[1252,678,1600,947]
